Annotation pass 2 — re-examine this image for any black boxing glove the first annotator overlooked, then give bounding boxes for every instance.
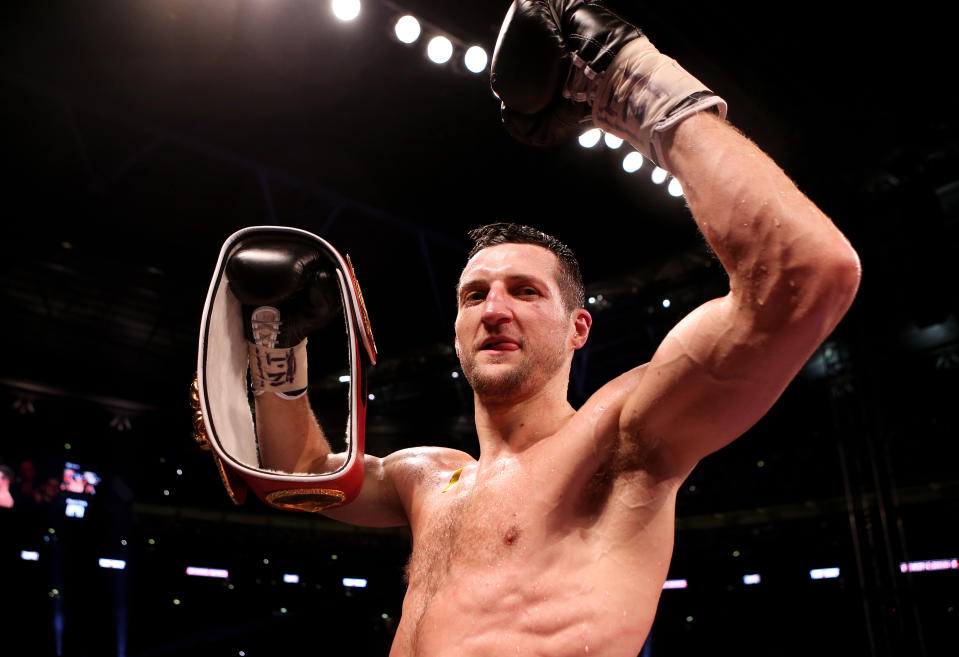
[226,236,342,398]
[491,0,641,146]
[491,0,726,165]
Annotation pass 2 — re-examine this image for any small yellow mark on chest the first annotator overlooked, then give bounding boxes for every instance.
[442,467,464,492]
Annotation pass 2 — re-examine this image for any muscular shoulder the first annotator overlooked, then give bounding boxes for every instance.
[383,446,475,501]
[576,363,650,422]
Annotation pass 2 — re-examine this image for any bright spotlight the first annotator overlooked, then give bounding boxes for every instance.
[667,177,684,197]
[427,36,453,64]
[604,133,623,149]
[331,0,361,22]
[578,128,602,148]
[622,151,643,173]
[651,167,668,184]
[394,15,420,44]
[464,46,488,73]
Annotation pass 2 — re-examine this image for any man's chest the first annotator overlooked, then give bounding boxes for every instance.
[404,457,624,584]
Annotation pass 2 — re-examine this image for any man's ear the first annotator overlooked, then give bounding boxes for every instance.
[570,308,592,350]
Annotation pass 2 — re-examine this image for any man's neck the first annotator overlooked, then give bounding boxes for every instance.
[473,377,575,465]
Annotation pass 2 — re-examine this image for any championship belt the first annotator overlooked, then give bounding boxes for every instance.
[192,226,376,512]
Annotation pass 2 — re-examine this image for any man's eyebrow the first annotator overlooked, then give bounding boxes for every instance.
[506,273,549,286]
[457,273,551,296]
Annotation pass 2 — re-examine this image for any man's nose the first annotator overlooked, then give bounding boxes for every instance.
[481,288,512,325]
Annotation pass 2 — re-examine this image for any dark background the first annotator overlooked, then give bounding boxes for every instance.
[1,1,956,656]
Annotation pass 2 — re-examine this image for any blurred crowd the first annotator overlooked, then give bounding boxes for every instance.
[0,458,66,508]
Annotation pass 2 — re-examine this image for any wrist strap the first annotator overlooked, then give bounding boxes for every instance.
[587,37,727,167]
[248,338,309,398]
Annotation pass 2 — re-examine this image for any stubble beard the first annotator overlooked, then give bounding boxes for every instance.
[459,342,567,402]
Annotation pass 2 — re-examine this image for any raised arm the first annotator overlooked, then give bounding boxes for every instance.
[490,0,860,477]
[255,393,411,527]
[603,98,860,477]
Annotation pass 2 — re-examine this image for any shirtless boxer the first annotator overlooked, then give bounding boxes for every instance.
[231,2,862,655]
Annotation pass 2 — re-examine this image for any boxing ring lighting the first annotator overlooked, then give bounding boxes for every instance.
[394,15,420,43]
[283,574,300,583]
[99,558,127,570]
[21,550,39,561]
[809,567,840,580]
[743,573,761,585]
[427,36,453,64]
[667,177,684,197]
[578,128,602,148]
[464,45,488,74]
[322,8,684,197]
[603,133,623,149]
[331,0,361,22]
[622,151,644,173]
[343,577,368,588]
[662,579,687,589]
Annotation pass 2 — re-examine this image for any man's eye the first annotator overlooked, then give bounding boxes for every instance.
[464,291,485,303]
[519,288,538,296]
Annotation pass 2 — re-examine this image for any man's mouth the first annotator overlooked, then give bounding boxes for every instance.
[480,338,520,351]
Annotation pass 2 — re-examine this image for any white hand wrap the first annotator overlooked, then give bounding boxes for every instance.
[248,338,309,398]
[589,37,727,167]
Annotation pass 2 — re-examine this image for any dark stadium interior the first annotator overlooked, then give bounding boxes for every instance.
[1,1,957,656]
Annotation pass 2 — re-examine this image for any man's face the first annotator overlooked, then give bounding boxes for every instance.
[454,243,586,401]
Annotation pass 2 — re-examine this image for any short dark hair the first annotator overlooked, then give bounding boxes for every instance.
[466,223,585,313]
[0,465,13,482]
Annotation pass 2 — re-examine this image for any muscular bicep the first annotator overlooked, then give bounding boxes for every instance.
[621,293,835,478]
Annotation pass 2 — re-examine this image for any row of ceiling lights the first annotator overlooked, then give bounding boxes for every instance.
[331,0,489,71]
[330,0,682,197]
[578,129,685,197]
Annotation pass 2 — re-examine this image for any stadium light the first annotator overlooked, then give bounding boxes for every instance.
[427,36,453,64]
[331,0,361,22]
[622,152,644,173]
[394,15,420,43]
[604,133,623,149]
[578,128,602,148]
[464,46,488,73]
